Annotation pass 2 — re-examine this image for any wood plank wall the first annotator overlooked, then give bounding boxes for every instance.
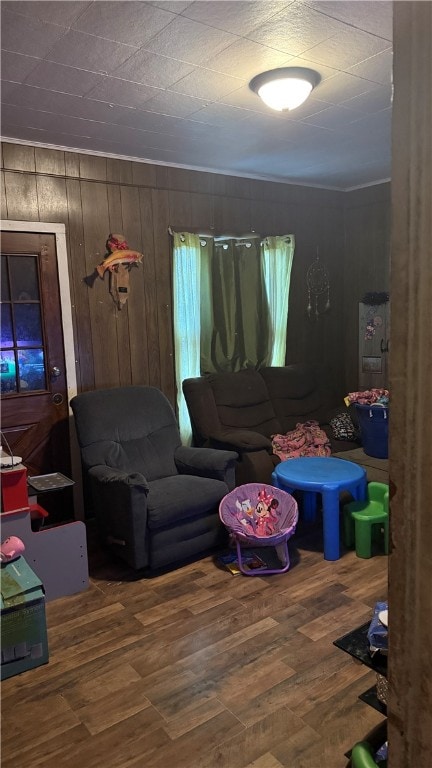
[0,141,389,406]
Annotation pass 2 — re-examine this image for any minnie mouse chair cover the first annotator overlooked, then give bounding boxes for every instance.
[219,483,298,575]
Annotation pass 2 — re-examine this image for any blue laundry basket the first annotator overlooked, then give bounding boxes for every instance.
[355,404,389,459]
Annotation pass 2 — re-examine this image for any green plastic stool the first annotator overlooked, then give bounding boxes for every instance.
[350,741,387,767]
[343,482,389,559]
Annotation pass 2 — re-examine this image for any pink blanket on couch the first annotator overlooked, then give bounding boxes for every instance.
[272,420,331,461]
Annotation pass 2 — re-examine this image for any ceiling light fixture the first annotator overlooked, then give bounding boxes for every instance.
[249,67,321,112]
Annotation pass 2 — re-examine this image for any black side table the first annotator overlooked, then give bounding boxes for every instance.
[333,621,387,714]
[334,622,388,763]
[27,472,75,526]
[27,472,75,493]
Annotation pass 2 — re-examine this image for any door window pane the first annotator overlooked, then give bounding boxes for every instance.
[1,305,13,348]
[10,255,40,301]
[17,348,46,391]
[1,252,48,395]
[15,304,43,347]
[0,351,17,394]
[1,256,10,301]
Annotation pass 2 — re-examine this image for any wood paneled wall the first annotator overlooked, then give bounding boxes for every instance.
[0,140,389,406]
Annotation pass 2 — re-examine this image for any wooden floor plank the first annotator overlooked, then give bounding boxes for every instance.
[1,725,91,768]
[244,753,286,768]
[195,709,319,768]
[0,518,388,768]
[138,710,246,768]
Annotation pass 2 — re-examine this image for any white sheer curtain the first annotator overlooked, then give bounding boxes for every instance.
[173,232,201,444]
[262,235,295,366]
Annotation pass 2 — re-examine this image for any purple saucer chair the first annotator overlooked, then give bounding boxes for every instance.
[219,483,298,576]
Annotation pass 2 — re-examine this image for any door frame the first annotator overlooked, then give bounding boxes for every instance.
[1,219,83,520]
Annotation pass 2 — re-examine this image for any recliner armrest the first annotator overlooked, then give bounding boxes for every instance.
[175,446,237,489]
[175,445,237,471]
[87,465,150,570]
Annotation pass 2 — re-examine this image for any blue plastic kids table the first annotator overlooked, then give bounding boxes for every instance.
[272,456,367,561]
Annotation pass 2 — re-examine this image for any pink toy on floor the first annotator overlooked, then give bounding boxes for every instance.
[0,536,25,563]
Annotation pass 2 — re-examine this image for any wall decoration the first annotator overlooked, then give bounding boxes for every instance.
[364,306,384,340]
[85,233,143,309]
[306,250,330,317]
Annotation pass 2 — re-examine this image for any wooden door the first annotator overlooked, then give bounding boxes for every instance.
[1,231,72,521]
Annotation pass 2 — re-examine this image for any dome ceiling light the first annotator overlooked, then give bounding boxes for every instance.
[249,67,321,112]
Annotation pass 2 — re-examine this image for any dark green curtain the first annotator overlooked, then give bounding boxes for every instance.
[200,237,272,373]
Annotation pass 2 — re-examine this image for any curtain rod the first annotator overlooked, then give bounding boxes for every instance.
[168,227,293,246]
[168,226,261,240]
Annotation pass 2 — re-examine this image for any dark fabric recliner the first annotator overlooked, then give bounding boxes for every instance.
[70,386,238,572]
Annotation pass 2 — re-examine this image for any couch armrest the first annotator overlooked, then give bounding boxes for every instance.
[236,450,280,486]
[211,429,273,452]
[175,445,238,489]
[87,465,150,569]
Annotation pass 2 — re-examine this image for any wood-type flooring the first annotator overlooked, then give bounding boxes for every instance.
[1,516,388,768]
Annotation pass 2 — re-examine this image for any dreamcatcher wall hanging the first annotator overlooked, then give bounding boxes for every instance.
[306,250,330,318]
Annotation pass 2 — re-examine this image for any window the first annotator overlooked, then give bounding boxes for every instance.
[1,254,47,394]
[173,232,295,442]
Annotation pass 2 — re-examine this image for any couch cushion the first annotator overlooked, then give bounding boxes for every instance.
[260,365,339,433]
[207,369,281,437]
[147,475,227,529]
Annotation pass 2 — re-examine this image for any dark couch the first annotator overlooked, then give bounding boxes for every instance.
[183,364,359,485]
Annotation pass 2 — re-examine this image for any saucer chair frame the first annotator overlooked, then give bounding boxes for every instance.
[219,483,298,576]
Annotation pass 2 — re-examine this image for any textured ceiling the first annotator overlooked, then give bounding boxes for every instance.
[0,1,393,190]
